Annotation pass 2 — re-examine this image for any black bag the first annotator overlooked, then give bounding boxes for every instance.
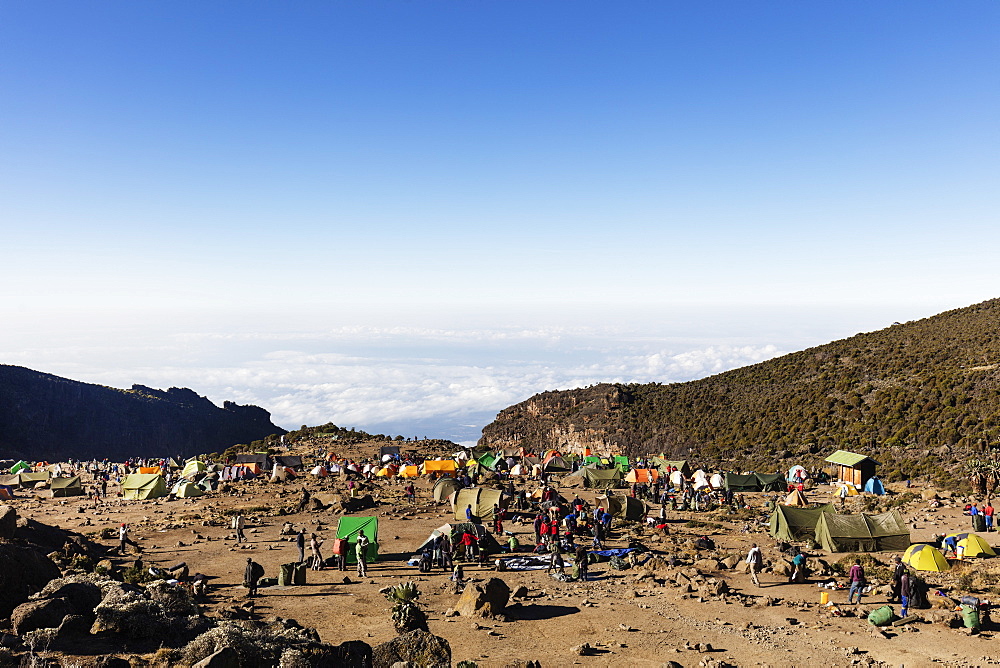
[909,574,930,610]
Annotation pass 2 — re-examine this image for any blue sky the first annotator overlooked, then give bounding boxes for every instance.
[2,3,998,443]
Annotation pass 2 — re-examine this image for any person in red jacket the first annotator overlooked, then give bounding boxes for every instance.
[458,531,478,561]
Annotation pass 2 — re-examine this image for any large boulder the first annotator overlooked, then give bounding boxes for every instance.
[454,578,510,619]
[0,544,61,618]
[0,506,17,539]
[11,597,74,635]
[372,629,451,668]
[35,577,104,616]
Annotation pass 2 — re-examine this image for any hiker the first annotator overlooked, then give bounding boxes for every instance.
[334,535,349,571]
[889,556,906,602]
[356,531,370,577]
[533,514,544,544]
[943,534,959,557]
[746,543,763,587]
[235,513,246,543]
[244,557,264,597]
[985,500,995,532]
[296,528,306,564]
[575,544,589,581]
[119,524,141,555]
[837,485,849,507]
[790,551,807,583]
[418,548,433,573]
[465,504,473,522]
[507,533,519,553]
[309,533,324,570]
[546,540,565,574]
[191,572,209,598]
[404,482,415,502]
[899,571,911,617]
[493,505,504,534]
[847,559,866,605]
[458,530,478,561]
[970,503,980,529]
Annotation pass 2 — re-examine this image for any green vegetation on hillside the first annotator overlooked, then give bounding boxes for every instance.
[480,298,1000,486]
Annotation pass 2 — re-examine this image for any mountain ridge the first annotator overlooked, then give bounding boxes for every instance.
[0,364,284,461]
[478,298,1000,484]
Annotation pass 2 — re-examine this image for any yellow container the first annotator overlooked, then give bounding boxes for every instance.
[820,591,830,605]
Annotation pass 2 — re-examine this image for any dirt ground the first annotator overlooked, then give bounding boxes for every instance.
[10,456,999,668]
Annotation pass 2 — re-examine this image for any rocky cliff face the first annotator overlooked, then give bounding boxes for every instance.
[0,365,284,461]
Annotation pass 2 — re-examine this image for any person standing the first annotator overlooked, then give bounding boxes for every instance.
[984,500,995,532]
[970,502,980,530]
[296,528,306,563]
[465,504,473,522]
[119,524,140,554]
[848,559,866,605]
[746,543,763,587]
[790,551,807,583]
[546,540,565,574]
[355,531,370,577]
[309,533,324,570]
[244,557,264,597]
[575,545,589,581]
[235,513,246,543]
[533,514,544,545]
[889,556,906,602]
[899,570,911,618]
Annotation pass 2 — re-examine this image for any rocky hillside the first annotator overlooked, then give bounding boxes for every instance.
[0,365,284,461]
[479,298,1000,484]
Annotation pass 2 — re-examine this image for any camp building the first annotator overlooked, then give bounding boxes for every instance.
[825,450,878,487]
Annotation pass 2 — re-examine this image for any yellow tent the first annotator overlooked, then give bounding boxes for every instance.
[182,460,207,478]
[421,460,457,475]
[903,543,950,572]
[948,532,997,558]
[783,489,809,507]
[837,483,859,497]
[398,466,419,478]
[375,466,395,478]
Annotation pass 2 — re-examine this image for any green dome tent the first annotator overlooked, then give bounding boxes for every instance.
[171,480,204,498]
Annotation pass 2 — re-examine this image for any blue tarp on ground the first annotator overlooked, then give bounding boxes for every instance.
[589,548,636,558]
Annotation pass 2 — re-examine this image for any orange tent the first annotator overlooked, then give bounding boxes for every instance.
[398,466,420,478]
[625,468,659,483]
[139,467,161,475]
[421,460,457,475]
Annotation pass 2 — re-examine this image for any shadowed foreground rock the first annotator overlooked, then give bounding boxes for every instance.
[372,629,451,668]
[0,544,61,618]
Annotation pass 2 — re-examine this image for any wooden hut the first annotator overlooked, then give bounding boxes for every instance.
[825,450,878,487]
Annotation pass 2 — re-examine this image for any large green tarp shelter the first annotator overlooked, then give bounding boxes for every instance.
[725,472,786,492]
[10,461,30,474]
[652,459,691,477]
[50,476,83,497]
[583,456,602,466]
[18,471,51,488]
[121,473,167,500]
[581,467,622,489]
[336,516,379,564]
[814,510,910,553]
[769,503,837,541]
[598,493,646,520]
[613,455,630,471]
[454,487,504,523]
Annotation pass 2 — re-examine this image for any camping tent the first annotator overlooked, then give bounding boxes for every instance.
[724,473,785,492]
[768,503,837,542]
[947,533,997,558]
[310,466,329,477]
[783,489,809,507]
[863,477,886,495]
[421,460,457,476]
[398,466,419,478]
[235,453,269,468]
[814,510,910,553]
[50,476,83,497]
[583,455,602,467]
[380,445,401,459]
[17,471,51,488]
[171,480,204,498]
[182,461,207,479]
[433,477,462,503]
[336,516,379,564]
[272,456,303,470]
[903,543,950,572]
[121,473,167,500]
[787,465,807,483]
[10,461,30,474]
[624,469,658,484]
[416,522,502,554]
[453,487,504,523]
[475,453,498,471]
[139,466,161,475]
[580,467,622,489]
[597,493,646,521]
[542,455,571,472]
[652,459,691,477]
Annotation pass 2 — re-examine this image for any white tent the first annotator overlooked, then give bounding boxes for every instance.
[693,469,710,489]
[509,464,526,476]
[453,451,469,461]
[381,454,394,463]
[787,465,807,483]
[670,470,684,487]
[310,466,328,477]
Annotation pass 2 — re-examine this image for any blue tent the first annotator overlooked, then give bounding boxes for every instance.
[864,477,885,495]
